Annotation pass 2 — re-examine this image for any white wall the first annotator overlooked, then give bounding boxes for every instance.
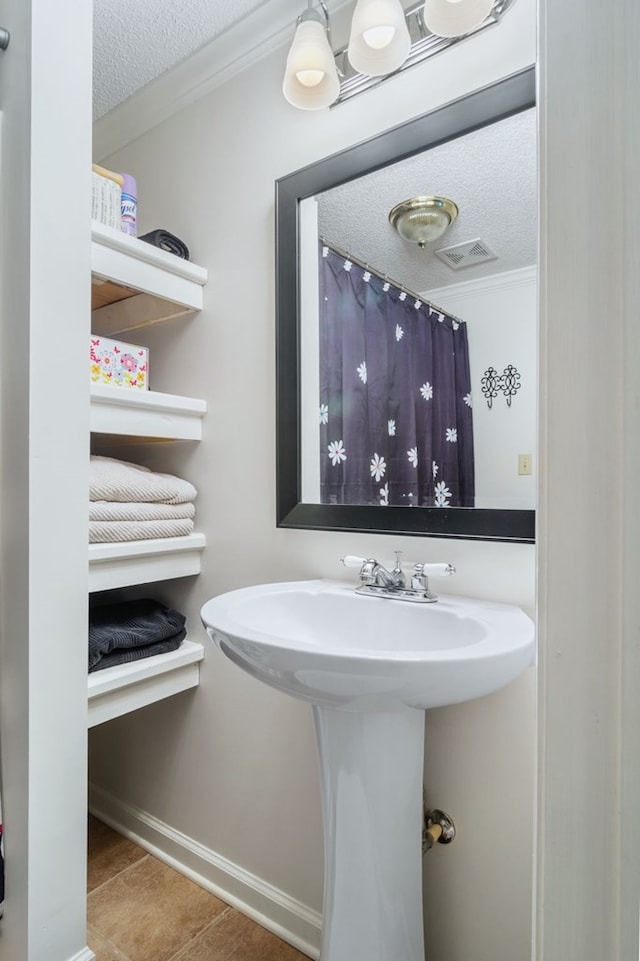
[425,267,537,509]
[0,2,92,960]
[88,4,537,961]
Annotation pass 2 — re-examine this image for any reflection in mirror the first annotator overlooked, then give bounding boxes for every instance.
[276,68,536,541]
[300,109,536,513]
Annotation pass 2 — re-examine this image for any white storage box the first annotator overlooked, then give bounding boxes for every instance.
[90,335,149,390]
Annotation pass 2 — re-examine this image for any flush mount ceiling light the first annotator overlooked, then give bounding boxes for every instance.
[283,0,517,111]
[423,0,494,38]
[348,0,412,77]
[282,1,340,110]
[389,196,459,248]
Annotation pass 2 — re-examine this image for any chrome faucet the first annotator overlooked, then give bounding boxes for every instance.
[342,552,455,603]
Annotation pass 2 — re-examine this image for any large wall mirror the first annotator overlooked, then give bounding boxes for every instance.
[276,67,536,542]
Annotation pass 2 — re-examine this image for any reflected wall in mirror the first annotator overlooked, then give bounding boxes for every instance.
[276,68,536,542]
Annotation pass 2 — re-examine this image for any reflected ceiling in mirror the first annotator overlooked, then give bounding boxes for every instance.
[276,68,536,542]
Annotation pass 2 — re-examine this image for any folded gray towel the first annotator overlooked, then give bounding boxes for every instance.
[89,598,186,672]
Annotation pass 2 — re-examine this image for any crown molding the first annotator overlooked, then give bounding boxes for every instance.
[422,264,536,303]
[93,0,352,161]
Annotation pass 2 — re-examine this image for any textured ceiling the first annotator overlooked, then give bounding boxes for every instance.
[93,0,274,119]
[317,108,537,292]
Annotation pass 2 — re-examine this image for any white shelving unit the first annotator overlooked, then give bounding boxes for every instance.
[91,219,208,336]
[89,533,206,592]
[90,383,207,441]
[88,222,209,725]
[88,639,205,727]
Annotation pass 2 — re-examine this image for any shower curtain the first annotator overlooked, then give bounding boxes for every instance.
[319,243,474,508]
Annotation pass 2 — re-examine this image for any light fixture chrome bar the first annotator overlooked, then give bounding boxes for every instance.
[332,0,517,107]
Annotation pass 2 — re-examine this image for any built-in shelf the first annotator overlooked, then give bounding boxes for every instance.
[89,533,206,592]
[90,384,207,441]
[87,225,208,721]
[91,220,208,336]
[87,638,205,727]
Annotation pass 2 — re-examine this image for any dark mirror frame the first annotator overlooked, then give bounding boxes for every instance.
[276,66,536,543]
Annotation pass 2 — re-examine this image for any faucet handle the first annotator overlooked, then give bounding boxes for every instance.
[414,562,456,577]
[341,555,370,569]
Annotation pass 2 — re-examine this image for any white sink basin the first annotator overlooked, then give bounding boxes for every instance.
[200,579,534,711]
[201,578,535,961]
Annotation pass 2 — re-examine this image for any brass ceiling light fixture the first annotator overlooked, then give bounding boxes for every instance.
[388,196,459,248]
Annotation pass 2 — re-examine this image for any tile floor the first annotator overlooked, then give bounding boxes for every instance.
[87,815,311,961]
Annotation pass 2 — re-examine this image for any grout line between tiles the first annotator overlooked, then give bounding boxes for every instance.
[87,851,151,898]
[164,906,236,961]
[87,923,132,961]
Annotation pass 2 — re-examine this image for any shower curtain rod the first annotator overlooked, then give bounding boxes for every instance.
[319,237,466,326]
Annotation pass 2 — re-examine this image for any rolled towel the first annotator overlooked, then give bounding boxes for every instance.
[139,229,189,260]
[89,518,194,543]
[90,455,197,505]
[89,598,186,672]
[89,501,196,522]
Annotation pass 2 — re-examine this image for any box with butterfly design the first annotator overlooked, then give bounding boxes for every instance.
[90,335,149,390]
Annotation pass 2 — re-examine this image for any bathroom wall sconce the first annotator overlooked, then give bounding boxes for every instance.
[389,195,459,247]
[282,0,517,110]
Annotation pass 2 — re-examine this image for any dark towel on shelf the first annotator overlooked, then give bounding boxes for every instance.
[139,229,190,260]
[90,634,185,672]
[89,598,186,673]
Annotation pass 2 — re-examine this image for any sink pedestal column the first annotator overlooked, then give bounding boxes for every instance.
[313,705,426,961]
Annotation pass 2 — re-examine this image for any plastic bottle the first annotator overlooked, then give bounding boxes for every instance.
[120,173,137,236]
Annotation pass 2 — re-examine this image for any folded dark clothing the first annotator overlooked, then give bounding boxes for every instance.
[139,228,189,260]
[88,598,186,671]
[89,632,185,673]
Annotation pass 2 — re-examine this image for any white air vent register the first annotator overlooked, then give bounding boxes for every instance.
[435,238,497,270]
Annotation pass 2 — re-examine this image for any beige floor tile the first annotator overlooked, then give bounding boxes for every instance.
[170,909,311,961]
[88,816,147,893]
[87,925,131,961]
[88,853,228,961]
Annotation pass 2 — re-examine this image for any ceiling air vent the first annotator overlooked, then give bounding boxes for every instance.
[434,238,497,271]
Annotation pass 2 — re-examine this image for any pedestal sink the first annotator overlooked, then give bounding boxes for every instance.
[201,579,534,961]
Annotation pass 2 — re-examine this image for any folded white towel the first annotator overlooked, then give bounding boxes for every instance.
[89,518,195,543]
[90,456,197,505]
[89,501,196,522]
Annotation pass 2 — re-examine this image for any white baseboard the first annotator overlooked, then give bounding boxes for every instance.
[88,783,321,959]
[70,950,95,961]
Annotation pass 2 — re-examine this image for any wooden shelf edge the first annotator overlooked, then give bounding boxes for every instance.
[87,639,205,727]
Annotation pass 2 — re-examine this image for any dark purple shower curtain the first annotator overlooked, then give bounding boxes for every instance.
[319,244,474,508]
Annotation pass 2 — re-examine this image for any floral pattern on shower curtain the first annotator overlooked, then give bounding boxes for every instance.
[319,243,475,508]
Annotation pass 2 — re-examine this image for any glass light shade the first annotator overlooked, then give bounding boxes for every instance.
[283,19,340,110]
[348,0,411,77]
[423,0,494,38]
[389,197,458,248]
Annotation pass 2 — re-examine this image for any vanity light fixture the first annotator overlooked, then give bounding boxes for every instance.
[282,1,340,110]
[283,0,517,110]
[423,0,494,38]
[389,195,459,248]
[347,0,412,77]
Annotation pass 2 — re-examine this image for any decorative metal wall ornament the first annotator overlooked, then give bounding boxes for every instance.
[501,364,522,406]
[480,367,502,409]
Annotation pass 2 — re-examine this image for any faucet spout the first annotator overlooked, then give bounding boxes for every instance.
[342,553,455,603]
